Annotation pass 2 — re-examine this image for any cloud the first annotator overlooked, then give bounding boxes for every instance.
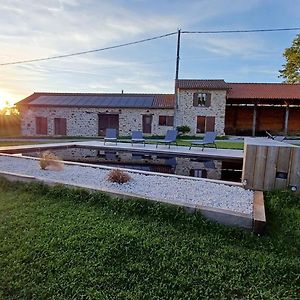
[182,33,281,60]
[0,0,272,102]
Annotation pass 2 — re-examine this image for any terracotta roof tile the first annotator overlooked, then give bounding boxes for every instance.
[228,83,300,99]
[176,79,229,90]
[152,94,175,108]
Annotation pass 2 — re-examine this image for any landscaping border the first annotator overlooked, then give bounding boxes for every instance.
[253,191,266,234]
[0,169,257,231]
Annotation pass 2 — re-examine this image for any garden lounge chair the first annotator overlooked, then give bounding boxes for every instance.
[189,131,217,151]
[156,130,177,148]
[104,128,117,145]
[266,131,286,142]
[131,131,145,146]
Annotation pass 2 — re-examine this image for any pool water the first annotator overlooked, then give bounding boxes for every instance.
[24,148,243,183]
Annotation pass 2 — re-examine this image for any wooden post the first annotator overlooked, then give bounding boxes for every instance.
[284,102,289,135]
[175,29,181,80]
[252,103,257,137]
[253,191,266,234]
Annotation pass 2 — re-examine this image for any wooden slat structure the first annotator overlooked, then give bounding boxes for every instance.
[253,191,266,234]
[242,138,300,192]
[226,83,300,136]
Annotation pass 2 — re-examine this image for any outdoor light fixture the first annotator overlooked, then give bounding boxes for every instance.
[290,185,297,192]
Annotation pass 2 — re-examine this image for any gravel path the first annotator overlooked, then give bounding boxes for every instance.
[0,155,253,215]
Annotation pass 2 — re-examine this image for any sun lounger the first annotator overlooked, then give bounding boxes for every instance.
[266,131,286,142]
[104,128,117,145]
[189,131,217,150]
[156,130,177,148]
[131,131,145,146]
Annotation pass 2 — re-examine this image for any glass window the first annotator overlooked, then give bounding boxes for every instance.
[193,93,211,107]
[159,116,174,126]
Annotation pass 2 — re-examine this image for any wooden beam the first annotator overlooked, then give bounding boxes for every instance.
[284,102,289,135]
[253,191,266,235]
[252,104,257,137]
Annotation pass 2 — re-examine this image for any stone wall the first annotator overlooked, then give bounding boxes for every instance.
[19,107,174,137]
[175,89,227,135]
[175,157,222,179]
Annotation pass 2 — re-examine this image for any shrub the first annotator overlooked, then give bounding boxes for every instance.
[39,151,64,171]
[107,169,131,184]
[177,125,191,135]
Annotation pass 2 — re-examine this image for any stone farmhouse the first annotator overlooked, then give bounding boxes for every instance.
[17,79,300,137]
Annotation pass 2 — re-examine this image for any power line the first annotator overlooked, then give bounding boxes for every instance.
[182,27,300,34]
[1,27,300,66]
[0,31,177,66]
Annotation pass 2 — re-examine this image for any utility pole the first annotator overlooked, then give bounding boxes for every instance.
[175,29,181,80]
[174,29,181,130]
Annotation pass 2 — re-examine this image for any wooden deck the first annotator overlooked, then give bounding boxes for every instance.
[0,141,243,161]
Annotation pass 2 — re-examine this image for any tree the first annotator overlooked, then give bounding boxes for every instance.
[279,34,300,83]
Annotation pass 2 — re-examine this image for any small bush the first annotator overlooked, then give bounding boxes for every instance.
[107,169,131,184]
[39,151,64,171]
[177,125,191,135]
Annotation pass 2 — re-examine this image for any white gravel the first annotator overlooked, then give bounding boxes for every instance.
[0,155,253,215]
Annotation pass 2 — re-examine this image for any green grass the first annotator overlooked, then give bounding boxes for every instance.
[0,178,299,299]
[176,140,244,149]
[0,141,52,147]
[142,139,244,149]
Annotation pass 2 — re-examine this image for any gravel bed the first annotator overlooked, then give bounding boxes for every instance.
[0,155,253,215]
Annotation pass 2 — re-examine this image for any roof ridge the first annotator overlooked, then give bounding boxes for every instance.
[176,79,226,81]
[32,92,175,96]
[228,82,300,85]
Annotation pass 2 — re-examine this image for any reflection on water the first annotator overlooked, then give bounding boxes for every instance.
[24,148,242,182]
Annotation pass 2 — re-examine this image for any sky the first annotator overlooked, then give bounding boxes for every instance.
[0,0,299,107]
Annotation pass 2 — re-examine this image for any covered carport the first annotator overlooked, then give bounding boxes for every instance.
[225,83,300,136]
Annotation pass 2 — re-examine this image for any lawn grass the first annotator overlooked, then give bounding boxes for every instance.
[0,178,299,299]
[0,141,52,147]
[176,140,244,150]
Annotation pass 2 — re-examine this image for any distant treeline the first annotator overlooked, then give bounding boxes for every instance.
[0,114,20,136]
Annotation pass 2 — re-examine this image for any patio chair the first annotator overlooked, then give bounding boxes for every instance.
[189,131,217,151]
[131,131,145,146]
[265,131,286,142]
[156,130,177,148]
[104,128,117,145]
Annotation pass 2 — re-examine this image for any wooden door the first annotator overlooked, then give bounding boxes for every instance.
[206,116,215,132]
[36,117,48,135]
[196,116,205,133]
[54,118,67,135]
[98,114,119,136]
[142,115,152,134]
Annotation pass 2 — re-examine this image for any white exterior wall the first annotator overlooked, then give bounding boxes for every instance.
[20,107,174,136]
[175,89,227,135]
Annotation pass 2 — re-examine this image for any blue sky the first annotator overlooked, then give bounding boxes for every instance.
[0,0,299,104]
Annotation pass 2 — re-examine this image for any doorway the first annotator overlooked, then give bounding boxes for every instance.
[142,115,152,134]
[98,114,119,136]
